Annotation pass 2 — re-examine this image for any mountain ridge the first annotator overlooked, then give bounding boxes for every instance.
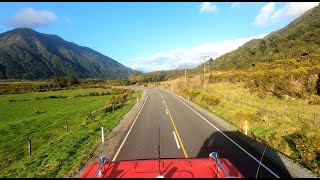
[0,28,139,80]
[206,4,320,71]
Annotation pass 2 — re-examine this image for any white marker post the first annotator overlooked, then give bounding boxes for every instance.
[244,121,248,135]
[28,139,32,156]
[101,127,105,143]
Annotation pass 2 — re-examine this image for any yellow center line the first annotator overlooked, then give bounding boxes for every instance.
[161,94,188,158]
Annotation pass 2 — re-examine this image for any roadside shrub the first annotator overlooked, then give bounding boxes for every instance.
[308,95,320,105]
[47,95,58,99]
[289,131,320,171]
[199,93,221,106]
[257,106,270,124]
[186,88,199,100]
[105,94,128,111]
[267,131,282,148]
[234,108,251,129]
[89,92,99,96]
[34,110,42,114]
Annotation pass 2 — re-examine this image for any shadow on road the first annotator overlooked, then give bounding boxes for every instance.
[196,130,292,178]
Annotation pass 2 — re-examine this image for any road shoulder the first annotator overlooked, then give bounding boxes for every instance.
[73,87,147,178]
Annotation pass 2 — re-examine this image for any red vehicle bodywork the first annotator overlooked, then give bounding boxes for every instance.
[81,155,244,178]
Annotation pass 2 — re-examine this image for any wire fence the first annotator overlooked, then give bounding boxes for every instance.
[225,96,318,129]
[176,89,318,131]
[25,93,142,157]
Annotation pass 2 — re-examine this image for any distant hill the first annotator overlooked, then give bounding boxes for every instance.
[205,4,320,70]
[129,5,320,84]
[0,28,139,80]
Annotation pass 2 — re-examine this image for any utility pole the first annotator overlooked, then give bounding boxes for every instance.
[201,56,209,89]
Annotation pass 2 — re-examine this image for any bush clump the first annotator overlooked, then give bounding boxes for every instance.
[308,95,320,105]
[199,93,221,106]
[287,131,320,173]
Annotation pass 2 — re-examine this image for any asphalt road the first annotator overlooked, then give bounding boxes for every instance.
[113,88,292,178]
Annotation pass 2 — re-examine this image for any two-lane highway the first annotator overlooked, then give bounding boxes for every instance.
[112,88,292,178]
[113,89,185,161]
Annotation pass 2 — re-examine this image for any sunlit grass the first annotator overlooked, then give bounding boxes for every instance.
[0,88,141,177]
[155,78,320,158]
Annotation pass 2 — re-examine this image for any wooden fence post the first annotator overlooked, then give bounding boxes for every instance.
[86,110,91,120]
[314,113,317,127]
[65,121,68,133]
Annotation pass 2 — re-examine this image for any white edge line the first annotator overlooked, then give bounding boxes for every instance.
[167,90,280,178]
[173,131,181,149]
[112,93,149,161]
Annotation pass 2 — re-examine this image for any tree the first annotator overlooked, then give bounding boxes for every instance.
[67,74,79,87]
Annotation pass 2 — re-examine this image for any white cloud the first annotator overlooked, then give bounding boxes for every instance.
[231,2,240,8]
[4,7,58,28]
[253,2,320,27]
[271,2,320,21]
[200,2,218,13]
[253,2,276,26]
[130,64,147,72]
[128,33,269,72]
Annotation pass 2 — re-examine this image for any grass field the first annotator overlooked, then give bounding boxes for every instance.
[152,76,320,176]
[0,87,141,177]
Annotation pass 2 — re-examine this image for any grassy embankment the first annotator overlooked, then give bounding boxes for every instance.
[0,87,140,177]
[149,57,320,176]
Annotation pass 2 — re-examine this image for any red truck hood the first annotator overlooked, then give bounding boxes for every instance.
[80,158,244,178]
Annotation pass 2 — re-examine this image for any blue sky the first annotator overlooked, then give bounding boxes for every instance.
[0,2,319,72]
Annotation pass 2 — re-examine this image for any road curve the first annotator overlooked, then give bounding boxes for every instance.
[113,88,292,178]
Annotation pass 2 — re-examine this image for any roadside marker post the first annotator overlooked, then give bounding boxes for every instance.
[28,139,32,156]
[244,121,248,135]
[101,127,105,143]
